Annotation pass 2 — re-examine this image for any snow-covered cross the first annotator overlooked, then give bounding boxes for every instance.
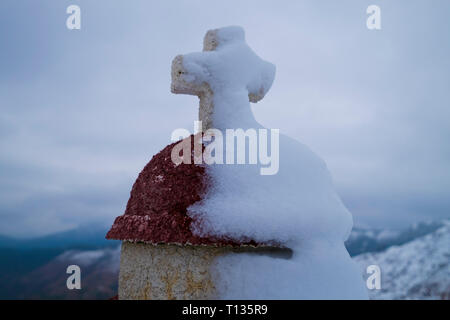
[171,26,275,130]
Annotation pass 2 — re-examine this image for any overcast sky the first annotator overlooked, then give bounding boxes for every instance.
[1,0,449,237]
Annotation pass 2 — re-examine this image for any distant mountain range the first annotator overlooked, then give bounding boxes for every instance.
[0,224,119,299]
[345,220,446,256]
[9,247,120,300]
[0,220,448,299]
[0,224,119,250]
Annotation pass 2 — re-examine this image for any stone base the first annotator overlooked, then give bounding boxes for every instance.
[118,241,292,300]
[118,241,228,300]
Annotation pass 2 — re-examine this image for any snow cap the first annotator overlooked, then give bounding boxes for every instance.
[172,26,275,102]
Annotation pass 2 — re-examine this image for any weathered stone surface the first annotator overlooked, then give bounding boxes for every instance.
[118,242,226,300]
[118,242,293,300]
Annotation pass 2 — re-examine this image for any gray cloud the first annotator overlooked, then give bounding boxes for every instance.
[0,0,449,236]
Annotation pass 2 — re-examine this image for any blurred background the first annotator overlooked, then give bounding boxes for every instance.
[0,0,449,299]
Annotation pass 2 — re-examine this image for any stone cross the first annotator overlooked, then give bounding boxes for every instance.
[170,26,275,130]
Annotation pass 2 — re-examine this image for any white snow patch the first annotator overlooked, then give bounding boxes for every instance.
[57,246,120,271]
[182,26,367,299]
[354,220,450,300]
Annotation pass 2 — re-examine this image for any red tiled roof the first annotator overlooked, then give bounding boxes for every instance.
[105,134,259,247]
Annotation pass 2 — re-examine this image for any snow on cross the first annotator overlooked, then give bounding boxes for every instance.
[171,26,275,130]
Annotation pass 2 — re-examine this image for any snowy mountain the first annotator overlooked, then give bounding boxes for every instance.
[345,227,399,256]
[354,220,450,300]
[0,225,120,299]
[1,220,448,299]
[2,247,120,299]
